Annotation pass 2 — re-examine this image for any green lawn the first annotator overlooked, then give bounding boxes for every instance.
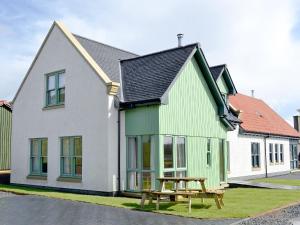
[0,184,300,219]
[253,178,300,186]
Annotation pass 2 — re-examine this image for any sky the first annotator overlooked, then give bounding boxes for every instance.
[0,0,300,123]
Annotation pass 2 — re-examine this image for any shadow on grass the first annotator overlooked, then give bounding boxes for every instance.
[122,202,212,212]
[191,203,212,209]
[122,202,177,211]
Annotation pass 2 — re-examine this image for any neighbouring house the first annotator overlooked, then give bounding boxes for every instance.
[11,21,236,195]
[0,100,12,183]
[227,93,300,179]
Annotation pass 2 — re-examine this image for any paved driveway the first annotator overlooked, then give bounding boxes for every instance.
[0,192,238,225]
[275,172,300,180]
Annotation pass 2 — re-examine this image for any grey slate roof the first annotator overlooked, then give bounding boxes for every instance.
[210,64,225,81]
[74,34,138,82]
[227,111,241,124]
[120,43,198,102]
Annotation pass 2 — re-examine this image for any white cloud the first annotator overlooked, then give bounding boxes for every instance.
[0,0,299,121]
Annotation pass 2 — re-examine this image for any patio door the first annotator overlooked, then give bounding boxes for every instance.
[219,139,226,182]
[290,144,298,169]
[127,136,156,191]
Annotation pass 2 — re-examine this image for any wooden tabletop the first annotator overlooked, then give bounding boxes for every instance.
[157,177,206,182]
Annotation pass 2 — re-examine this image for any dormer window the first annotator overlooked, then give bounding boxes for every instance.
[46,70,65,106]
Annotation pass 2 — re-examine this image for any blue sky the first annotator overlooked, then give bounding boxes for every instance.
[0,0,300,122]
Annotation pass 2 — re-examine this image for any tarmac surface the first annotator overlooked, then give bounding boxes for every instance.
[0,192,238,225]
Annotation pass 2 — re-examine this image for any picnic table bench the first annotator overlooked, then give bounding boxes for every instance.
[140,177,225,213]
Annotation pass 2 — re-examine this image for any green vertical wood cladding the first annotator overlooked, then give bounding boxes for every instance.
[159,57,227,138]
[125,105,159,135]
[217,75,229,94]
[158,57,227,188]
[125,56,228,189]
[0,106,11,170]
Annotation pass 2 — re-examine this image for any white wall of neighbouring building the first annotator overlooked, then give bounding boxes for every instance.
[228,126,291,179]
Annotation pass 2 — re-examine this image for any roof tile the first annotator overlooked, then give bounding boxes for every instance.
[229,93,300,138]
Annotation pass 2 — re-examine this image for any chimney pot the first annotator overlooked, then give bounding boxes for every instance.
[177,33,183,47]
[251,90,255,97]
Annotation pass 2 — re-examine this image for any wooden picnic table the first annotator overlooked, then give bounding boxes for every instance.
[140,176,225,212]
[157,177,207,193]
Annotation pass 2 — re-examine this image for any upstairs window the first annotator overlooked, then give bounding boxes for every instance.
[46,70,65,106]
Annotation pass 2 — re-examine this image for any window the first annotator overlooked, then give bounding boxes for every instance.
[46,70,65,106]
[60,136,82,178]
[269,143,273,163]
[280,144,284,163]
[207,139,211,166]
[164,136,173,168]
[127,135,156,191]
[177,137,186,168]
[275,144,279,163]
[251,142,260,168]
[163,136,187,189]
[30,138,48,175]
[141,136,155,190]
[127,137,139,190]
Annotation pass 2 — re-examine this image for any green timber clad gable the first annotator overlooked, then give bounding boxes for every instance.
[0,106,11,170]
[125,55,228,190]
[159,57,227,188]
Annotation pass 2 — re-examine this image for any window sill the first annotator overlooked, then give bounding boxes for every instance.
[27,175,47,180]
[57,176,82,183]
[252,167,261,171]
[43,104,65,110]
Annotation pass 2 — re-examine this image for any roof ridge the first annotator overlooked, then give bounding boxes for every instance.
[121,43,199,63]
[210,64,227,68]
[237,93,262,101]
[73,34,139,56]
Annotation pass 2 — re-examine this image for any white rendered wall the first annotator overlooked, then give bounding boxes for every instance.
[228,126,291,179]
[11,25,118,192]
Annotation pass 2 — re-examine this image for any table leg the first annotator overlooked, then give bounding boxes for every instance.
[214,195,222,209]
[149,195,153,205]
[200,181,206,193]
[141,193,146,208]
[156,194,160,210]
[188,195,192,213]
[219,194,224,206]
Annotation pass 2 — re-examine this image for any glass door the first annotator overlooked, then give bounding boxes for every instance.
[127,136,156,192]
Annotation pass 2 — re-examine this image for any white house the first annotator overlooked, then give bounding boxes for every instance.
[11,21,138,195]
[227,93,300,179]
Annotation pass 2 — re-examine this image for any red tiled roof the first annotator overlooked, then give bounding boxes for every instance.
[229,93,300,138]
[0,100,11,110]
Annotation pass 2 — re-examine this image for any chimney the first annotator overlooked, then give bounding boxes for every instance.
[294,109,300,131]
[251,90,255,97]
[177,34,183,47]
